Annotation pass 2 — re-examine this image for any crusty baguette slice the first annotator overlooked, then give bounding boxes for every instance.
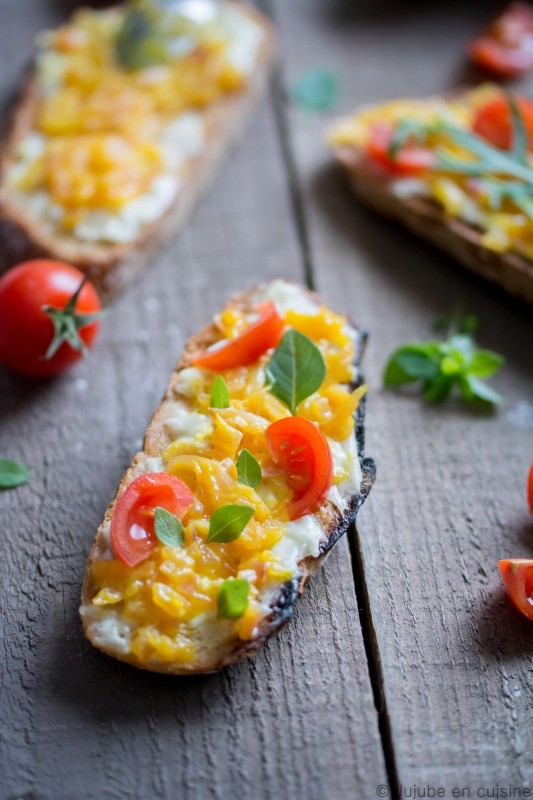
[80,280,376,674]
[0,3,275,304]
[332,144,533,306]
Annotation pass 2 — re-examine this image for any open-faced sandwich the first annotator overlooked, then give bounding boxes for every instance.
[80,280,375,674]
[329,84,533,304]
[0,0,274,302]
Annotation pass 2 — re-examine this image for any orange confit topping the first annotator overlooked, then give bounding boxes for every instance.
[14,2,250,226]
[89,294,367,666]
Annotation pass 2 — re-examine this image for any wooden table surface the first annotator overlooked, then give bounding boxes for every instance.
[1,1,532,798]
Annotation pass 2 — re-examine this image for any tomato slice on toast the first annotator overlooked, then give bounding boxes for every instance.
[192,302,284,371]
[266,417,333,520]
[111,473,193,567]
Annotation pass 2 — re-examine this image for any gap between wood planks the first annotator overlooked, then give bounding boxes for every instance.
[260,0,400,795]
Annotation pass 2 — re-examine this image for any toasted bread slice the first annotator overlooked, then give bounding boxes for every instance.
[0,2,275,304]
[80,280,375,674]
[330,91,533,305]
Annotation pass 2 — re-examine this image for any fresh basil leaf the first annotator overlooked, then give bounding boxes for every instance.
[469,349,505,378]
[266,330,326,414]
[210,375,230,409]
[460,374,503,406]
[154,507,184,547]
[383,344,440,385]
[0,459,30,489]
[236,449,262,488]
[207,504,254,543]
[290,68,339,112]
[217,578,249,619]
[422,374,453,403]
[116,7,168,71]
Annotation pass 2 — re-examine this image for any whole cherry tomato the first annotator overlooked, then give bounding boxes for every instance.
[0,260,103,378]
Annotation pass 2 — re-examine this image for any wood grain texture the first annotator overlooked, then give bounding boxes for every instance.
[0,2,385,798]
[272,0,533,791]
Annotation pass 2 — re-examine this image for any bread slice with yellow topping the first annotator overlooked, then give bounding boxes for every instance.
[80,279,375,674]
[0,0,275,303]
[329,85,533,304]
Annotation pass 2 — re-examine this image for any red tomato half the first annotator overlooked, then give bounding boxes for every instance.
[472,95,533,150]
[528,462,533,514]
[192,301,284,371]
[499,558,533,621]
[469,2,533,78]
[266,417,333,520]
[365,123,435,177]
[111,473,194,567]
[0,260,102,378]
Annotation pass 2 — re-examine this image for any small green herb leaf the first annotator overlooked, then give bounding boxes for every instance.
[210,375,230,409]
[0,459,30,489]
[383,344,440,385]
[154,507,184,548]
[236,449,262,488]
[266,330,326,414]
[207,504,254,543]
[217,578,249,619]
[115,6,168,71]
[290,68,339,112]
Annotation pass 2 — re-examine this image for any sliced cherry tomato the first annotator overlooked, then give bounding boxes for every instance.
[499,558,533,620]
[0,260,102,378]
[528,462,533,514]
[192,301,284,372]
[469,3,533,78]
[472,95,533,150]
[111,473,194,567]
[365,123,435,177]
[265,417,333,521]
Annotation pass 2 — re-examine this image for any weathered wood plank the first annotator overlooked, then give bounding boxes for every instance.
[273,0,533,791]
[0,3,386,798]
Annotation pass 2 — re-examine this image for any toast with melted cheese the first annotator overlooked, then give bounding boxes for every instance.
[0,0,275,303]
[329,85,533,304]
[80,280,375,674]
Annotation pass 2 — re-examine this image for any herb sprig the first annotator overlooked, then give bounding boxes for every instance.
[388,95,533,217]
[383,312,504,408]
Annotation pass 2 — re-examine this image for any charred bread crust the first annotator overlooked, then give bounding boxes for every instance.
[0,4,276,304]
[333,146,533,305]
[80,283,376,674]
